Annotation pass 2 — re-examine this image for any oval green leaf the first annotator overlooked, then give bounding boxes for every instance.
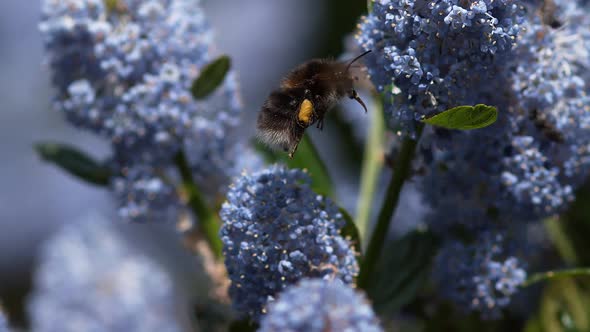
[421,104,498,130]
[34,142,112,186]
[191,55,231,100]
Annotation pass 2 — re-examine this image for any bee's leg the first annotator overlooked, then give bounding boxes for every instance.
[288,128,305,158]
[316,116,325,130]
[288,142,300,159]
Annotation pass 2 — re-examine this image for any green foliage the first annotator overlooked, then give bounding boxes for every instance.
[34,142,111,186]
[228,319,258,332]
[523,184,590,332]
[530,279,590,332]
[174,151,223,257]
[191,55,231,100]
[103,0,119,12]
[255,134,333,197]
[366,230,438,315]
[423,304,524,332]
[356,93,385,244]
[558,180,590,266]
[421,104,498,130]
[357,125,424,290]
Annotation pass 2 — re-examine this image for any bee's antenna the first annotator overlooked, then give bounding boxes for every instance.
[345,50,372,72]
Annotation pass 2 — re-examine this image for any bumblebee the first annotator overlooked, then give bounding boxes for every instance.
[257,51,371,158]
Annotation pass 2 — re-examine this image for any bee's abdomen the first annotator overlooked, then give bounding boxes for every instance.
[256,89,305,152]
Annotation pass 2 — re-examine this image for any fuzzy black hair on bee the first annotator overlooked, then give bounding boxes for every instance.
[256,50,371,158]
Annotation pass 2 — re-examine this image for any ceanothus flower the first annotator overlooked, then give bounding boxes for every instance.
[110,164,183,223]
[28,214,184,332]
[418,0,590,225]
[415,0,590,229]
[360,0,590,318]
[504,0,590,211]
[0,311,9,332]
[433,231,527,318]
[357,0,526,135]
[259,279,382,332]
[39,0,241,164]
[40,0,254,223]
[501,136,574,215]
[220,165,359,320]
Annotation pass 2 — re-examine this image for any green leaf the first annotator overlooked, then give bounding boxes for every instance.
[421,104,498,130]
[34,142,111,186]
[545,217,580,265]
[254,134,333,197]
[557,179,590,266]
[288,135,333,196]
[228,319,257,332]
[191,55,231,99]
[523,316,544,332]
[539,279,590,332]
[367,230,438,314]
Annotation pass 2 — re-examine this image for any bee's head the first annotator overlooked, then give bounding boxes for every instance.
[344,50,371,113]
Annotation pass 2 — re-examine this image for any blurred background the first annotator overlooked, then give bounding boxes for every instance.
[0,0,367,326]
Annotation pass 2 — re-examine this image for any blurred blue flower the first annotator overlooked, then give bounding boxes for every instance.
[359,0,590,317]
[40,0,257,223]
[357,0,526,135]
[39,0,241,164]
[506,0,590,209]
[434,231,527,318]
[220,165,359,320]
[111,164,183,223]
[417,0,590,226]
[259,279,382,332]
[28,214,184,332]
[0,311,9,332]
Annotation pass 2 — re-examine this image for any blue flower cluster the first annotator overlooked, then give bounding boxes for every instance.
[220,165,359,320]
[186,141,265,201]
[111,164,183,223]
[433,231,527,319]
[0,311,9,332]
[358,0,590,317]
[357,0,526,135]
[39,0,232,162]
[40,0,249,222]
[28,214,183,332]
[259,279,382,332]
[417,0,590,227]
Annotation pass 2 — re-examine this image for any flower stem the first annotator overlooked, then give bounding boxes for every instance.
[522,268,590,287]
[355,94,385,245]
[357,124,423,289]
[174,151,223,258]
[545,217,579,265]
[367,0,374,12]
